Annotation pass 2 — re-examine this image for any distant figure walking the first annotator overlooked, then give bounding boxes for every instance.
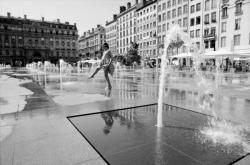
[89,43,114,90]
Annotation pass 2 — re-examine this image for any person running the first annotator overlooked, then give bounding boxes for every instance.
[89,43,114,90]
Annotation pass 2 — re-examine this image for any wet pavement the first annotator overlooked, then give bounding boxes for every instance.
[1,67,250,165]
[69,104,249,165]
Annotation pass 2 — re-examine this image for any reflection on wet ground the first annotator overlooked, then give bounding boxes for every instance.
[69,104,250,165]
[1,67,250,165]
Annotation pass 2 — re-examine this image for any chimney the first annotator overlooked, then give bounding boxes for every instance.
[7,12,11,18]
[65,22,69,25]
[42,17,44,22]
[113,14,117,20]
[120,6,126,13]
[74,23,76,26]
[92,28,94,32]
[24,14,27,20]
[135,0,139,4]
[127,2,131,8]
[57,19,60,23]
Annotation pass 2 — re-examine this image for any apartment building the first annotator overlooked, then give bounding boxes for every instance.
[0,13,78,66]
[189,0,203,52]
[219,0,250,55]
[165,0,189,55]
[202,0,220,52]
[116,2,137,55]
[136,0,158,58]
[157,0,167,56]
[78,25,105,59]
[105,15,117,55]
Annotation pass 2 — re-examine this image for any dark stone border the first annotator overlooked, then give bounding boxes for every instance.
[67,103,250,165]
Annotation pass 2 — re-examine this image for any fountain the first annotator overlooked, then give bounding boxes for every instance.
[157,24,193,127]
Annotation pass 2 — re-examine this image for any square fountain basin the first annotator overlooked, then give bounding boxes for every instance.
[68,104,249,165]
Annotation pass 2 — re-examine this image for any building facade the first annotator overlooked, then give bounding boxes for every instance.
[0,13,78,66]
[136,0,158,58]
[78,25,106,59]
[165,0,189,55]
[219,0,250,54]
[189,0,203,52]
[105,15,118,55]
[116,2,137,55]
[202,0,220,52]
[157,0,167,56]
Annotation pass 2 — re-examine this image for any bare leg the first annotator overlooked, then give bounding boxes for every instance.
[89,67,101,79]
[104,69,112,90]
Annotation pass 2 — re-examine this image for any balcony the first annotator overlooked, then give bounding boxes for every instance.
[235,10,243,16]
[211,19,217,23]
[221,14,228,19]
[204,33,216,40]
[204,21,210,25]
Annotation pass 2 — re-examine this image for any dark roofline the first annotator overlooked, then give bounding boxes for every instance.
[136,0,157,11]
[117,4,137,18]
[106,19,116,26]
[0,15,77,27]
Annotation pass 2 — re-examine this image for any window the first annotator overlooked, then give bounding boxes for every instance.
[204,29,209,36]
[158,15,162,22]
[222,7,228,18]
[211,0,216,9]
[191,5,195,13]
[172,0,176,6]
[158,25,162,33]
[211,12,216,23]
[178,19,182,26]
[234,35,240,46]
[235,2,242,15]
[167,1,171,8]
[183,5,188,14]
[190,18,195,26]
[205,41,209,48]
[178,7,182,16]
[163,3,166,10]
[196,16,201,25]
[205,14,209,24]
[221,37,226,47]
[163,13,166,21]
[205,0,210,11]
[191,30,197,39]
[221,22,226,33]
[163,24,166,32]
[167,11,171,19]
[196,29,200,38]
[172,9,176,18]
[158,5,161,12]
[183,17,188,27]
[196,42,200,50]
[196,3,201,11]
[211,28,216,35]
[235,18,241,30]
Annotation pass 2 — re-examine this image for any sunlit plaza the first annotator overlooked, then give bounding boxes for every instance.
[1,0,250,164]
[1,50,250,164]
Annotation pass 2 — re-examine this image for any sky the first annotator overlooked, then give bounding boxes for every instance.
[0,0,135,35]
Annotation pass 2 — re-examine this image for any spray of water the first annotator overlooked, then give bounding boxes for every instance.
[157,24,250,153]
[157,24,193,127]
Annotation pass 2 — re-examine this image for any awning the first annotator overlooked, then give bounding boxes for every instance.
[203,49,250,58]
[170,52,193,58]
[82,59,101,64]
